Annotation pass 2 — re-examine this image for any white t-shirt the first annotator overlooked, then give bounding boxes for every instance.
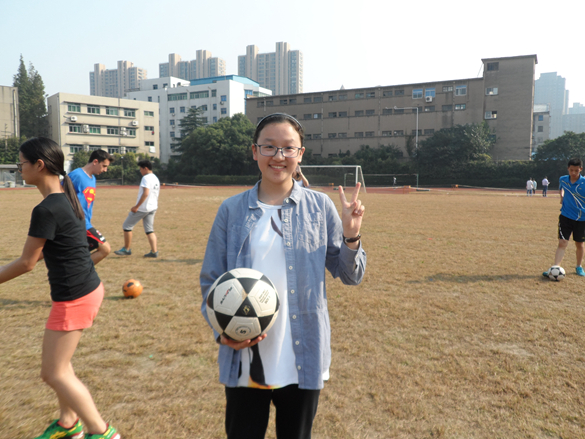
[237,203,299,388]
[137,173,160,212]
[526,180,533,190]
[542,178,549,186]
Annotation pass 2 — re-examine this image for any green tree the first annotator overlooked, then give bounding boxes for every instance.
[0,136,23,164]
[172,113,256,177]
[13,55,48,138]
[172,106,206,151]
[533,131,585,163]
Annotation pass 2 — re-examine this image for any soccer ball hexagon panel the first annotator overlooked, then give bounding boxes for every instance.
[206,268,280,342]
[548,265,566,281]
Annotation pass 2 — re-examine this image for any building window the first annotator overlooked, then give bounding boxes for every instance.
[538,115,544,121]
[211,89,217,97]
[455,85,467,96]
[382,131,392,136]
[485,110,497,119]
[338,111,348,117]
[220,95,227,102]
[538,126,544,132]
[213,103,217,110]
[328,112,337,118]
[395,90,404,96]
[89,125,100,134]
[486,87,498,95]
[190,91,209,99]
[221,108,227,115]
[355,110,364,117]
[313,134,321,139]
[169,107,175,114]
[68,103,81,112]
[127,128,136,136]
[328,95,337,101]
[107,127,119,135]
[69,124,81,133]
[412,130,422,136]
[366,109,375,116]
[365,131,374,137]
[486,62,499,71]
[442,105,453,111]
[106,107,119,116]
[382,108,392,115]
[124,109,135,117]
[424,129,435,135]
[455,104,466,110]
[170,119,175,126]
[69,145,83,153]
[355,92,364,99]
[425,88,436,98]
[304,97,312,103]
[355,132,364,137]
[394,108,404,114]
[289,98,296,104]
[145,126,154,132]
[303,114,311,120]
[153,84,158,90]
[280,99,288,105]
[366,92,376,98]
[339,94,347,100]
[412,89,423,99]
[305,134,312,140]
[168,93,187,101]
[108,147,119,154]
[328,133,336,138]
[424,106,435,112]
[147,97,152,102]
[313,113,321,119]
[442,86,453,92]
[87,105,100,114]
[265,100,273,106]
[170,131,175,138]
[314,96,323,103]
[338,133,347,138]
[200,105,208,111]
[180,107,186,113]
[88,146,101,151]
[145,141,154,147]
[383,90,392,97]
[144,111,154,117]
[393,130,404,136]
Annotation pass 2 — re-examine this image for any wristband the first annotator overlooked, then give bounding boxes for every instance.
[343,234,361,243]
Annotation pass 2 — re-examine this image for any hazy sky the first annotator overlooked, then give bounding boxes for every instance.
[1,0,583,105]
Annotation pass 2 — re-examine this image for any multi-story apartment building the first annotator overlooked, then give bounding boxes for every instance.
[90,61,148,98]
[47,92,159,169]
[238,42,303,95]
[159,51,226,81]
[533,104,551,154]
[534,72,569,139]
[246,55,537,161]
[0,85,19,139]
[127,75,271,163]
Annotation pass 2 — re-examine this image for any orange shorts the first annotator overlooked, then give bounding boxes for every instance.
[46,283,104,331]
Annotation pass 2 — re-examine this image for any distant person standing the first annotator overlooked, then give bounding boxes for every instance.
[114,160,160,258]
[532,178,537,195]
[542,176,550,197]
[526,178,534,196]
[293,165,310,188]
[68,150,114,265]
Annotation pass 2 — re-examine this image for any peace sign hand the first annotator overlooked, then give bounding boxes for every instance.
[338,183,365,245]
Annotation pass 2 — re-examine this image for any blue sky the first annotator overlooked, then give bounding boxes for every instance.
[1,0,583,105]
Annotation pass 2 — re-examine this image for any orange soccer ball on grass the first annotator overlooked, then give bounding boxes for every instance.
[123,279,143,298]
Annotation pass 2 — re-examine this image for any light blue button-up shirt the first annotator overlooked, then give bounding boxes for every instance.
[200,182,367,389]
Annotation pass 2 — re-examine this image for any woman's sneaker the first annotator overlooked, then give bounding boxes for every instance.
[85,424,120,439]
[34,419,84,439]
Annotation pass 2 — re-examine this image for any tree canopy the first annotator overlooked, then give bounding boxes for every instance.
[172,106,207,151]
[13,55,48,138]
[533,131,585,163]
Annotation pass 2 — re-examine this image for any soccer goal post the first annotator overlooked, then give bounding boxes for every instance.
[299,165,366,193]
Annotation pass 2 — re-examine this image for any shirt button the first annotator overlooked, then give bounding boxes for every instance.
[295,340,300,345]
[289,266,293,270]
[290,289,295,294]
[292,315,297,319]
[297,365,302,370]
[285,199,289,203]
[286,242,291,246]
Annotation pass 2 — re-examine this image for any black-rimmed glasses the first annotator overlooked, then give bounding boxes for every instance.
[254,144,302,158]
[16,160,30,172]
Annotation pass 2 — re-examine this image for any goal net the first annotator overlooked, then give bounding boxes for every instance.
[363,173,419,188]
[299,165,366,193]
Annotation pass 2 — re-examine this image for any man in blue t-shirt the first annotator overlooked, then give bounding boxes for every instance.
[68,150,113,265]
[543,158,585,277]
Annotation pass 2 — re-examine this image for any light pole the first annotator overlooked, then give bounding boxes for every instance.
[394,105,419,152]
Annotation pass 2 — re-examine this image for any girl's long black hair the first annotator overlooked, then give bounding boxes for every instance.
[20,137,85,221]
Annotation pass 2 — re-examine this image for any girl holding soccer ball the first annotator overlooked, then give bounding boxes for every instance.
[200,113,367,439]
[0,138,120,439]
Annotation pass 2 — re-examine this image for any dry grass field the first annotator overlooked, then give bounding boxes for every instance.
[1,186,584,439]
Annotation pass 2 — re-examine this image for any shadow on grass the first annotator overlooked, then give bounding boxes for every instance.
[407,274,539,284]
[104,296,136,301]
[149,258,203,265]
[0,298,50,308]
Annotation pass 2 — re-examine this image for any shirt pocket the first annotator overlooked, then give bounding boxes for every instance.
[296,212,325,250]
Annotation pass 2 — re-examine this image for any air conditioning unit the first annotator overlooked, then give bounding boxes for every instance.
[171,113,175,117]
[83,144,89,152]
[425,96,433,103]
[131,120,138,126]
[70,116,78,122]
[220,101,225,105]
[83,125,89,133]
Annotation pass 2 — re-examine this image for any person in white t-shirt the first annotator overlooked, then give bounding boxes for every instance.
[526,178,534,196]
[542,176,550,197]
[114,160,160,258]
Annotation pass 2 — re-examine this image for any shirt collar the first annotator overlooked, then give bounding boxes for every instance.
[248,180,302,209]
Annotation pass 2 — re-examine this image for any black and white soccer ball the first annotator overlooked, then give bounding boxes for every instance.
[206,268,280,342]
[548,265,566,281]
